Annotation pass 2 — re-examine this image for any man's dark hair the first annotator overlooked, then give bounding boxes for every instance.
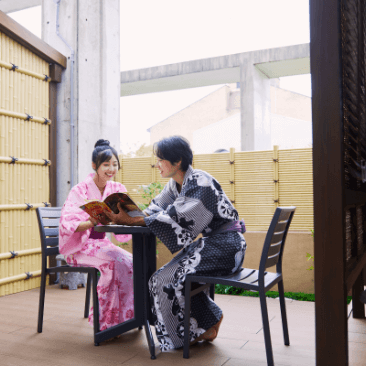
[92,139,120,171]
[153,136,193,171]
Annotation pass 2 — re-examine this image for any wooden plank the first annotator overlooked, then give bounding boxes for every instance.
[310,0,348,364]
[0,10,67,68]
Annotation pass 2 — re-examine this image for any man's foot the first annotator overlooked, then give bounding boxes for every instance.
[206,314,223,342]
[190,314,224,345]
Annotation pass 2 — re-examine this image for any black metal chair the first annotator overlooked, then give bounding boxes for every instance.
[183,206,296,366]
[36,207,101,345]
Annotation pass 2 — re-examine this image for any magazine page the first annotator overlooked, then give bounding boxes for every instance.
[80,201,112,225]
[104,192,146,217]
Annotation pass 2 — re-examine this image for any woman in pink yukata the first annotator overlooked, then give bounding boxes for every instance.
[59,139,134,331]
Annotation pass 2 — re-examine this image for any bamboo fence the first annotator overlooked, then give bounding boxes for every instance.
[117,146,313,232]
[0,31,51,297]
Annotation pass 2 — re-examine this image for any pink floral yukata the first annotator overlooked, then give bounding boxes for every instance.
[59,173,134,331]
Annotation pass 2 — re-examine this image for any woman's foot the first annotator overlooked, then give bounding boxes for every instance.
[105,334,121,342]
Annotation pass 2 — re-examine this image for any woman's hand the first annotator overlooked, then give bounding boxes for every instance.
[89,216,99,226]
[104,202,146,226]
[75,216,98,232]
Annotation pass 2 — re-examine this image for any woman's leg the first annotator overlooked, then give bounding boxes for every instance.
[70,239,134,331]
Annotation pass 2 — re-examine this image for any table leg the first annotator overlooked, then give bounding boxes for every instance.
[143,233,157,359]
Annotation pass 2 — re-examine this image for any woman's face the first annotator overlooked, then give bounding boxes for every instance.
[156,157,181,179]
[93,154,119,183]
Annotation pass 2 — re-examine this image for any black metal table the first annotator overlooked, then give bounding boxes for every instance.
[94,225,157,359]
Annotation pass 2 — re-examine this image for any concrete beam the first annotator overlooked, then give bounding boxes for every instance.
[0,0,41,14]
[120,43,310,96]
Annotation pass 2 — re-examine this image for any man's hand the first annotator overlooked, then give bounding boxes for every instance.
[104,202,146,226]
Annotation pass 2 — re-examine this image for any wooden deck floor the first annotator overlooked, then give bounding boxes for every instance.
[1,285,366,365]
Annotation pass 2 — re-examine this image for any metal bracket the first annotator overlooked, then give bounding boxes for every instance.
[25,203,33,210]
[273,180,279,183]
[231,200,235,204]
[230,181,235,184]
[10,251,18,259]
[9,156,18,164]
[273,159,279,163]
[43,117,50,124]
[274,199,279,203]
[25,272,33,280]
[151,164,155,168]
[229,160,235,165]
[43,202,50,207]
[11,63,18,71]
[25,114,33,121]
[43,159,50,166]
[44,74,50,82]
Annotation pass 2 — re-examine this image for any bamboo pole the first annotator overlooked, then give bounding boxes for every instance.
[273,145,279,209]
[0,202,50,211]
[230,148,235,204]
[0,60,51,82]
[151,154,156,183]
[0,270,42,286]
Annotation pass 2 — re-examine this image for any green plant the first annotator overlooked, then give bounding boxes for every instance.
[306,229,314,270]
[138,181,164,255]
[137,182,164,210]
[214,284,352,304]
[306,252,314,270]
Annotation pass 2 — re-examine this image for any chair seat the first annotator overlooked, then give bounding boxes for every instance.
[188,268,283,292]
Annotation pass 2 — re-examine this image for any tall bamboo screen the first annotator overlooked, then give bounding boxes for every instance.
[116,146,313,231]
[0,31,51,297]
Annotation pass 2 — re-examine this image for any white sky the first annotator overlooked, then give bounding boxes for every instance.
[7,0,311,152]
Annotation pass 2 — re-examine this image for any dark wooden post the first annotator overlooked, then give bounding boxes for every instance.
[48,64,64,284]
[310,0,349,365]
[49,64,63,208]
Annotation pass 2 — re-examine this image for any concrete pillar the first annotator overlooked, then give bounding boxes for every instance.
[240,59,271,151]
[42,0,120,206]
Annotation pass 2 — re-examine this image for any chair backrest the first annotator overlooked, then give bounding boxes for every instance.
[36,207,62,262]
[259,206,296,275]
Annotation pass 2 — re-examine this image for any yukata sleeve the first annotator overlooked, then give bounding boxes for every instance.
[59,185,92,256]
[144,184,215,254]
[110,182,132,243]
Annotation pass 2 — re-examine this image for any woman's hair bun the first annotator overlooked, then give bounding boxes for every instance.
[94,139,110,148]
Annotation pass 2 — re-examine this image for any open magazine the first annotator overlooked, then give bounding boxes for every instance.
[80,192,146,225]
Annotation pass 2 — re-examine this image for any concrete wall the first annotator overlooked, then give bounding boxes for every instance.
[149,83,239,145]
[271,114,312,149]
[149,83,312,153]
[113,231,314,294]
[271,86,312,121]
[42,0,121,205]
[193,114,241,154]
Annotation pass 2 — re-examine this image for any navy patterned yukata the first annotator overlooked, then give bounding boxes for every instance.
[144,165,247,351]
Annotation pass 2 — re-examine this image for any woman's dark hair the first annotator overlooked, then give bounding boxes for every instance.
[153,136,193,171]
[92,139,120,171]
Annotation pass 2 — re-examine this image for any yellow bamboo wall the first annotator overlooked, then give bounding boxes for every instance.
[117,146,314,232]
[0,31,51,297]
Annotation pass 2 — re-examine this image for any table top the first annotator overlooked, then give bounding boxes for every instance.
[94,225,152,234]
